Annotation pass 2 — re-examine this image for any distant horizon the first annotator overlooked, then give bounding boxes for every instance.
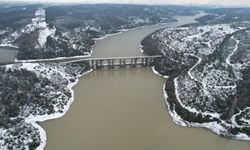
[1,0,250,8]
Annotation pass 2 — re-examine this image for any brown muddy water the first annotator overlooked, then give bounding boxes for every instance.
[40,13,250,150]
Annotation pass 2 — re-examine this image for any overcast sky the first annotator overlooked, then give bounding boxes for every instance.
[3,0,250,6]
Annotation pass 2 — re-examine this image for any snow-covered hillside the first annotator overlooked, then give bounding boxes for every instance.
[0,62,90,149]
[0,7,55,50]
[142,22,250,140]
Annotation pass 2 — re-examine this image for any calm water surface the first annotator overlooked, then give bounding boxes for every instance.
[41,13,250,150]
[0,48,17,62]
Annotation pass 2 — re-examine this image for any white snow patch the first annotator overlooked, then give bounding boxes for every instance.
[20,63,93,150]
[0,44,18,49]
[174,77,220,118]
[163,84,187,126]
[152,66,168,79]
[38,27,56,48]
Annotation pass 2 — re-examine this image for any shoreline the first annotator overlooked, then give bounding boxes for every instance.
[1,12,210,149]
[14,21,176,64]
[150,56,250,141]
[27,68,93,150]
[147,41,250,142]
[33,13,210,149]
[139,14,250,141]
[0,44,19,49]
[28,21,178,150]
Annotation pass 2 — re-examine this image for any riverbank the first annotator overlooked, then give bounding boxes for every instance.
[41,12,250,150]
[0,12,186,149]
[39,13,202,149]
[25,67,93,150]
[41,66,250,150]
[0,62,91,149]
[140,16,250,140]
[38,21,177,150]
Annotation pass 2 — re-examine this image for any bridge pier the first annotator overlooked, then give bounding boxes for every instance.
[107,59,111,68]
[133,58,137,66]
[88,60,92,68]
[96,60,100,69]
[130,58,135,68]
[94,60,103,69]
[71,55,162,70]
[93,60,97,70]
[91,60,94,69]
[100,60,103,69]
[134,58,138,67]
[112,59,114,68]
[119,59,122,68]
[141,58,145,66]
[1,55,163,68]
[123,59,126,68]
[145,58,149,66]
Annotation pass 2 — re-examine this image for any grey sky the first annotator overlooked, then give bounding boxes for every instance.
[3,0,250,6]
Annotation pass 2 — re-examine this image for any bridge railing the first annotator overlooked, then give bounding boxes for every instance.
[67,55,163,69]
[0,55,163,70]
[61,55,162,64]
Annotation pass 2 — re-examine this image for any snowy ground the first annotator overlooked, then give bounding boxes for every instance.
[147,22,250,140]
[0,7,55,49]
[0,62,91,149]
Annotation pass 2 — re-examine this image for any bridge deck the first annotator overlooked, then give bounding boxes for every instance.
[61,55,162,64]
[0,55,163,69]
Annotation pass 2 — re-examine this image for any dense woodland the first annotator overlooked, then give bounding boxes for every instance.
[0,62,89,149]
[0,4,199,60]
[197,8,250,24]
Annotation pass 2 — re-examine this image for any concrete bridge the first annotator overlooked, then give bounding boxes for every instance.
[0,55,163,70]
[62,55,162,69]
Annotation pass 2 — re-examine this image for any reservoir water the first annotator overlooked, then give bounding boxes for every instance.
[0,47,17,62]
[40,13,250,150]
